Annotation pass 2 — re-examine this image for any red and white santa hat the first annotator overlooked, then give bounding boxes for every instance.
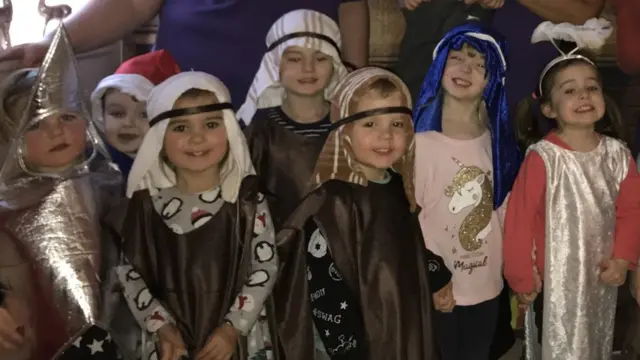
[90,50,180,132]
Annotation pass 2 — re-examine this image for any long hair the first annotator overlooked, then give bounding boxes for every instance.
[515,55,626,152]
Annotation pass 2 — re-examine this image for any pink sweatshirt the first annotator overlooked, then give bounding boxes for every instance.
[415,131,505,306]
[504,133,640,294]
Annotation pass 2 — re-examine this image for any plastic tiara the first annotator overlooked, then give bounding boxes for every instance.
[531,18,613,95]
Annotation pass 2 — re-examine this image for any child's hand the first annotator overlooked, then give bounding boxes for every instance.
[401,0,430,11]
[599,258,628,286]
[516,291,538,309]
[157,323,186,360]
[432,281,456,313]
[0,307,24,350]
[196,322,238,360]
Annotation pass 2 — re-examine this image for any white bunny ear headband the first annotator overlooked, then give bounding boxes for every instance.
[532,17,613,95]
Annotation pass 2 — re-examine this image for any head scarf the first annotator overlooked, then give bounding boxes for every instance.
[90,49,180,133]
[413,22,519,209]
[126,71,255,202]
[0,23,111,187]
[311,67,416,210]
[236,9,348,124]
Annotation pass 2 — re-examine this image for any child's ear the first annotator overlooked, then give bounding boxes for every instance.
[540,102,557,119]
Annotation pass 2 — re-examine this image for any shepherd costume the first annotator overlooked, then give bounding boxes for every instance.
[104,72,280,360]
[274,67,450,360]
[0,24,123,359]
[240,9,349,231]
[90,50,180,179]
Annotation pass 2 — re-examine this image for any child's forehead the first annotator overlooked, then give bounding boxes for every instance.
[104,89,140,104]
[450,43,485,58]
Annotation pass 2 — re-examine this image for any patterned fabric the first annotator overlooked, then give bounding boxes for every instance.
[152,186,225,235]
[265,106,332,138]
[58,326,121,359]
[310,67,417,210]
[236,9,348,124]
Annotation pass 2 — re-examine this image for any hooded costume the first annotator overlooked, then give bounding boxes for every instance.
[274,67,450,360]
[502,19,640,360]
[0,24,123,359]
[90,50,180,178]
[413,22,519,209]
[104,72,280,360]
[240,9,349,231]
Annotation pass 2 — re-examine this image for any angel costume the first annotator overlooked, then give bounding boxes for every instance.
[103,72,279,360]
[240,9,348,230]
[274,67,450,360]
[0,25,123,359]
[503,21,640,360]
[90,50,180,179]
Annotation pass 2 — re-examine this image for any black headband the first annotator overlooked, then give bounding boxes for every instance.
[267,31,341,55]
[331,106,413,130]
[149,102,233,127]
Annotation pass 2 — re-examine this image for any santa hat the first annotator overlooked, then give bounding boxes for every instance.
[236,9,349,124]
[90,50,180,132]
[126,71,255,202]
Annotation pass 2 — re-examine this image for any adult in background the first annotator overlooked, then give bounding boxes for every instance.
[0,0,369,109]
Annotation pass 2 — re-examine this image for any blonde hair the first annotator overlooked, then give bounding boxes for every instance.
[348,77,409,114]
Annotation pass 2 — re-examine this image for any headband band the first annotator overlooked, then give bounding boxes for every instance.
[149,102,233,127]
[267,31,341,55]
[331,106,412,130]
[537,53,595,96]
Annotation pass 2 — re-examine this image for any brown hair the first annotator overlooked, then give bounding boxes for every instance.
[174,88,218,107]
[515,56,626,151]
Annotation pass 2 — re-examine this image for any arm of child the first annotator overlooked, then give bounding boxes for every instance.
[612,157,640,266]
[115,262,175,333]
[503,151,546,294]
[223,197,278,335]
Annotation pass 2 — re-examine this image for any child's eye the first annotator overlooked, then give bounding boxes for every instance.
[362,121,375,128]
[171,125,186,132]
[392,121,404,128]
[316,56,329,62]
[60,114,77,122]
[588,85,600,92]
[476,63,485,69]
[140,111,148,119]
[108,111,125,118]
[206,121,220,129]
[286,57,301,63]
[564,88,576,95]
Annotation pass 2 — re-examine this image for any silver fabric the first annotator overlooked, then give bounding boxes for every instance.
[525,136,629,360]
[0,23,123,357]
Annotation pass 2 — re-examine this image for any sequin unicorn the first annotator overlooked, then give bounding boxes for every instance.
[444,157,493,252]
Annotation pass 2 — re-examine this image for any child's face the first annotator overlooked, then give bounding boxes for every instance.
[280,46,334,97]
[23,112,87,173]
[541,63,605,128]
[442,43,488,101]
[103,90,149,154]
[346,92,410,179]
[163,94,228,175]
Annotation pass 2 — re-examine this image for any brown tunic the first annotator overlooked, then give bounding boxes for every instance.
[107,176,273,358]
[274,174,439,360]
[244,113,327,230]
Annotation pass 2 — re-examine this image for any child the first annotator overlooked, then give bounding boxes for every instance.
[104,71,279,360]
[91,49,180,178]
[239,9,348,230]
[412,23,520,360]
[274,67,451,360]
[0,25,123,359]
[504,23,640,359]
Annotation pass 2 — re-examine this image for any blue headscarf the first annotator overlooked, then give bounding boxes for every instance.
[413,23,520,209]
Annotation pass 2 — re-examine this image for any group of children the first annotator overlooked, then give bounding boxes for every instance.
[0,8,637,360]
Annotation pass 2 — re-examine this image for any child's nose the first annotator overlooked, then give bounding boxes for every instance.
[42,119,64,137]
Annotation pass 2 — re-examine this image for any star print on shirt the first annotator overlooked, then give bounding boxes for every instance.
[88,339,104,355]
[340,302,348,310]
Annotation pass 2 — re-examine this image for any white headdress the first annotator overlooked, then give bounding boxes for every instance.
[532,18,613,95]
[90,74,153,133]
[236,9,349,124]
[126,71,255,202]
